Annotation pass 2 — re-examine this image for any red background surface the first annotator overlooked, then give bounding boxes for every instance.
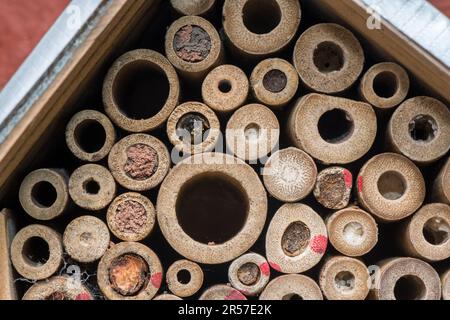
[0,0,449,89]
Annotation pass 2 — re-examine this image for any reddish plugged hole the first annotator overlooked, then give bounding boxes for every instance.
[124,144,158,180]
[173,25,211,63]
[115,200,148,234]
[109,254,149,296]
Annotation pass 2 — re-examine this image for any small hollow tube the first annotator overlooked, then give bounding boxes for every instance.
[103,49,180,132]
[165,16,223,81]
[107,192,156,242]
[68,164,116,211]
[326,206,378,257]
[153,294,182,300]
[359,62,410,110]
[63,215,110,263]
[156,152,267,264]
[65,109,116,162]
[400,203,450,262]
[202,65,249,114]
[19,168,69,221]
[166,259,204,298]
[226,103,280,163]
[228,252,270,296]
[170,0,216,16]
[166,101,221,155]
[387,96,450,164]
[223,0,301,59]
[199,284,247,300]
[293,23,364,94]
[10,224,63,281]
[22,276,94,300]
[288,93,377,164]
[97,242,163,300]
[265,203,327,274]
[250,58,299,109]
[259,274,323,300]
[432,157,449,204]
[313,166,353,210]
[370,257,441,300]
[262,147,317,202]
[108,134,170,191]
[356,153,425,222]
[319,256,370,300]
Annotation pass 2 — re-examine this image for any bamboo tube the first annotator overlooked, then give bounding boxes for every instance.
[250,58,299,109]
[288,93,377,164]
[199,284,247,300]
[387,96,450,164]
[107,192,156,242]
[400,203,450,262]
[293,23,364,93]
[223,0,301,59]
[166,259,204,298]
[170,0,216,16]
[265,203,327,274]
[0,209,17,300]
[97,242,163,300]
[313,167,352,209]
[19,168,69,221]
[262,147,317,202]
[356,153,425,222]
[103,49,180,132]
[228,253,270,297]
[433,157,450,204]
[441,269,450,300]
[65,109,116,162]
[68,164,116,211]
[108,134,170,191]
[226,103,280,163]
[63,215,110,263]
[153,294,183,300]
[166,101,221,155]
[202,65,249,114]
[359,62,409,110]
[11,224,63,280]
[259,274,323,300]
[165,16,223,81]
[371,257,441,300]
[319,256,370,300]
[22,276,94,300]
[157,152,267,264]
[326,207,378,257]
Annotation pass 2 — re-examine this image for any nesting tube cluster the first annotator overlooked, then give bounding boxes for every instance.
[7,0,449,301]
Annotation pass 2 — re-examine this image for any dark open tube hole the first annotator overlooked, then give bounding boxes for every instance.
[176,112,210,145]
[177,269,191,285]
[83,179,100,195]
[318,109,354,143]
[176,173,249,244]
[31,181,57,208]
[22,236,50,265]
[263,69,287,93]
[408,115,438,143]
[113,61,170,120]
[394,275,426,300]
[423,217,450,245]
[218,80,232,93]
[377,171,406,200]
[373,71,398,98]
[282,293,303,300]
[313,41,344,73]
[74,120,106,153]
[243,0,281,34]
